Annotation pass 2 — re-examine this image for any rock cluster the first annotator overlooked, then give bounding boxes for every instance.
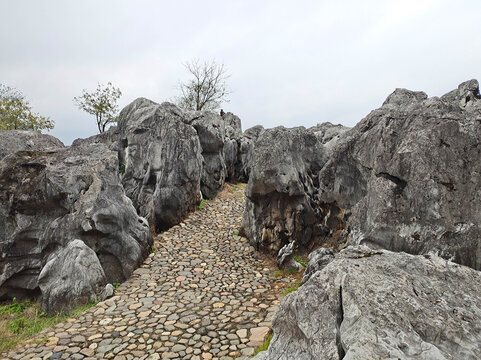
[240,124,347,254]
[0,139,152,313]
[246,79,481,358]
[254,246,481,360]
[0,99,254,314]
[242,80,481,271]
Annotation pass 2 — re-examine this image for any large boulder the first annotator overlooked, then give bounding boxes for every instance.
[0,141,152,312]
[255,246,481,360]
[235,125,264,182]
[118,98,203,230]
[185,111,227,199]
[38,240,107,314]
[0,130,64,160]
[318,79,481,270]
[240,124,346,254]
[222,112,243,181]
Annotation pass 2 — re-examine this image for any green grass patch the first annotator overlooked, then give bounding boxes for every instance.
[197,198,209,210]
[0,298,97,353]
[283,282,302,296]
[0,298,31,315]
[294,256,308,267]
[271,268,299,278]
[113,282,121,294]
[253,332,273,355]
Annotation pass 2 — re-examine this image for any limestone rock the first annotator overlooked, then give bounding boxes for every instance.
[319,79,481,270]
[240,125,344,254]
[118,98,203,230]
[0,141,152,311]
[38,240,106,314]
[235,125,264,182]
[301,247,334,283]
[276,241,301,271]
[255,246,481,360]
[187,112,227,199]
[0,130,64,160]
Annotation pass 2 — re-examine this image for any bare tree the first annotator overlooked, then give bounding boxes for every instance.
[74,82,122,133]
[176,60,230,111]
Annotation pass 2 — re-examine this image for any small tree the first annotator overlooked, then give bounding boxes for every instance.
[176,60,230,111]
[0,84,54,131]
[73,82,122,133]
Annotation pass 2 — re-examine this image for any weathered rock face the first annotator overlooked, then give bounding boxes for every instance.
[240,124,346,254]
[118,99,203,230]
[222,112,243,181]
[0,130,64,160]
[38,240,107,314]
[319,79,481,270]
[71,125,120,151]
[0,141,152,312]
[185,112,227,199]
[242,80,481,269]
[235,125,264,182]
[255,246,481,360]
[276,241,302,271]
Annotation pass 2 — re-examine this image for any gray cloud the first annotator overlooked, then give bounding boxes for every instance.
[1,0,480,144]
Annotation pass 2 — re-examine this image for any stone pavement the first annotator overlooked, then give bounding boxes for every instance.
[2,184,297,360]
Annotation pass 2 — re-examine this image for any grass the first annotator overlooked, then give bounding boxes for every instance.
[113,282,121,294]
[283,282,302,296]
[271,268,299,278]
[0,298,97,353]
[197,198,209,211]
[253,332,273,355]
[294,256,308,267]
[150,243,157,254]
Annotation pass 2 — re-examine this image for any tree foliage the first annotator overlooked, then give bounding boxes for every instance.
[0,84,54,131]
[73,82,122,133]
[176,60,230,111]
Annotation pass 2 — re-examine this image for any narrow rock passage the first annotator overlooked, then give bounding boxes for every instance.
[3,184,294,360]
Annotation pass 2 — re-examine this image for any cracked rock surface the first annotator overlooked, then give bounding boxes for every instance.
[0,141,152,312]
[319,79,481,269]
[242,80,481,270]
[254,245,481,360]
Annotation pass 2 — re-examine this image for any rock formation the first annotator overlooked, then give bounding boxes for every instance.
[318,79,481,270]
[0,138,152,313]
[185,111,227,199]
[235,125,264,182]
[0,129,64,159]
[117,99,203,231]
[254,246,481,360]
[276,241,302,271]
[116,99,251,229]
[38,240,108,314]
[242,80,481,270]
[240,124,347,254]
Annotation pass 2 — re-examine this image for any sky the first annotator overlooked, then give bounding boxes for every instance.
[1,0,480,145]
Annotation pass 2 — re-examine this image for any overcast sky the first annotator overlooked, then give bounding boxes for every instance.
[1,0,480,144]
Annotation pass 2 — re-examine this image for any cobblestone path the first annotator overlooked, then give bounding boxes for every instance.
[2,184,296,360]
